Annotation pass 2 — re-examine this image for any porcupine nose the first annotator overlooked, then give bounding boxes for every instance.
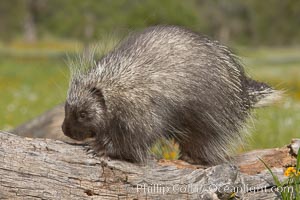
[62,120,70,137]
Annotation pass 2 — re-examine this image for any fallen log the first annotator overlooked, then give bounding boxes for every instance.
[11,104,70,142]
[0,130,299,199]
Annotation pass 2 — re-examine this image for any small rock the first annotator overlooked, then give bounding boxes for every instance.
[290,139,300,155]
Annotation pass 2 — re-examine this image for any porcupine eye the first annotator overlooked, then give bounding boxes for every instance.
[79,111,87,119]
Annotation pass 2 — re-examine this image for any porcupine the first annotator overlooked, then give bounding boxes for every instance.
[62,25,282,165]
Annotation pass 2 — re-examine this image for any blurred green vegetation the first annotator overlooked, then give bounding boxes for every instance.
[0,0,299,153]
[152,139,180,160]
[1,0,300,45]
[0,58,67,130]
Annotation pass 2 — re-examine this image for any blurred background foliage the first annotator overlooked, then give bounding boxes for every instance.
[1,0,300,45]
[0,0,299,153]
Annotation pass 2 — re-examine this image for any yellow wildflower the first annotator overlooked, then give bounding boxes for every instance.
[163,152,170,160]
[169,151,177,160]
[284,167,296,177]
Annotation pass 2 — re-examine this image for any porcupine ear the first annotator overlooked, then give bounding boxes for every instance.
[90,87,106,109]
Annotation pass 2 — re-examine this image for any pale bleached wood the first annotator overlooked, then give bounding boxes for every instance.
[0,130,299,199]
[11,104,74,142]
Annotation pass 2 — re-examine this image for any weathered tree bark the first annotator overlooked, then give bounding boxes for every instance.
[8,105,300,199]
[0,130,299,199]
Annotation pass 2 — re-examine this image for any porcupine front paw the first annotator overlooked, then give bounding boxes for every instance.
[84,140,110,160]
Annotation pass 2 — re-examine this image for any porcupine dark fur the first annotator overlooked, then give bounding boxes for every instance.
[62,25,282,165]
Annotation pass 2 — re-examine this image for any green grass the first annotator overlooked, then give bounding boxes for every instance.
[0,42,299,152]
[241,47,300,150]
[0,57,69,130]
[245,99,300,150]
